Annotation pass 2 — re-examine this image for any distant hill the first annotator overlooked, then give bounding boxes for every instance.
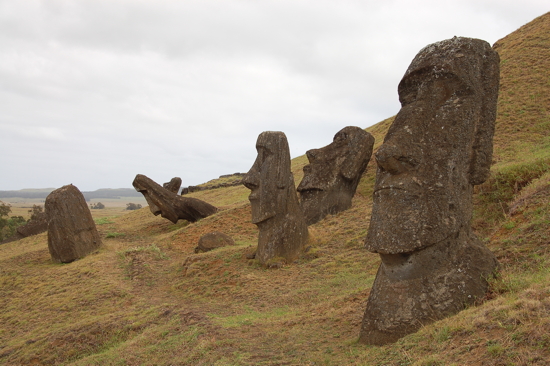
[0,188,142,201]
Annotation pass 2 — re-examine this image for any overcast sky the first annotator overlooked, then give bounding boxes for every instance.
[0,0,547,191]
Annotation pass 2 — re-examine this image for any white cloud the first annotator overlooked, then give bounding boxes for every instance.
[0,0,547,190]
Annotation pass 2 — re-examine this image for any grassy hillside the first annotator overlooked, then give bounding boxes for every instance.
[474,11,550,233]
[1,12,549,365]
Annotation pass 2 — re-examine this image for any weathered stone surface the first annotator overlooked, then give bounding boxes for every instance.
[360,37,500,345]
[242,131,308,265]
[133,174,218,224]
[195,231,235,253]
[298,126,374,225]
[45,184,102,263]
[163,177,182,194]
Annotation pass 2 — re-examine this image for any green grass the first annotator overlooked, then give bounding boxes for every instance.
[106,232,125,238]
[117,244,169,264]
[95,217,115,225]
[208,306,293,328]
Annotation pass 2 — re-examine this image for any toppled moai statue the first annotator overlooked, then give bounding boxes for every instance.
[0,212,49,244]
[163,177,182,194]
[45,184,102,263]
[17,212,48,238]
[195,231,235,253]
[297,126,375,225]
[133,174,217,223]
[242,131,308,265]
[359,37,500,345]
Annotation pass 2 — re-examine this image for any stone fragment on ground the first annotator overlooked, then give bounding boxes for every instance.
[195,231,235,253]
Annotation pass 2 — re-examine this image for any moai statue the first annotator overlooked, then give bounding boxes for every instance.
[163,177,182,194]
[359,37,500,345]
[45,184,102,263]
[133,174,217,223]
[242,131,308,265]
[297,126,375,225]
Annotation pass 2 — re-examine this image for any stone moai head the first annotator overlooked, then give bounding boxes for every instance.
[242,131,308,264]
[133,174,217,224]
[360,37,500,345]
[243,131,293,225]
[298,126,374,225]
[366,36,500,255]
[133,174,181,223]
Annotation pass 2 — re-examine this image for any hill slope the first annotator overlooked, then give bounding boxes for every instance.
[1,12,549,366]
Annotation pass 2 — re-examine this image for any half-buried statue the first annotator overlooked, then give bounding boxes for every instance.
[360,37,500,345]
[46,184,102,263]
[242,131,308,265]
[297,126,374,225]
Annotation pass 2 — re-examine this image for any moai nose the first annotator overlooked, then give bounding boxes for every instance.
[242,169,260,190]
[306,148,320,162]
[375,143,403,175]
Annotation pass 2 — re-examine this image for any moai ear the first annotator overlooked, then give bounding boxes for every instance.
[468,46,500,186]
[255,131,291,189]
[274,132,291,189]
[341,130,375,181]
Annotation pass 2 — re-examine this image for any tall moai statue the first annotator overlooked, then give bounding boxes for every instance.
[133,174,217,223]
[45,184,102,263]
[359,37,500,345]
[242,131,308,265]
[297,126,375,225]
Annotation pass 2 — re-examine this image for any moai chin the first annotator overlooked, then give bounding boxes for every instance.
[359,37,500,345]
[242,131,308,265]
[297,126,375,225]
[133,174,217,223]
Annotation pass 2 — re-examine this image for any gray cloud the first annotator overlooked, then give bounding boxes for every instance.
[0,0,547,190]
